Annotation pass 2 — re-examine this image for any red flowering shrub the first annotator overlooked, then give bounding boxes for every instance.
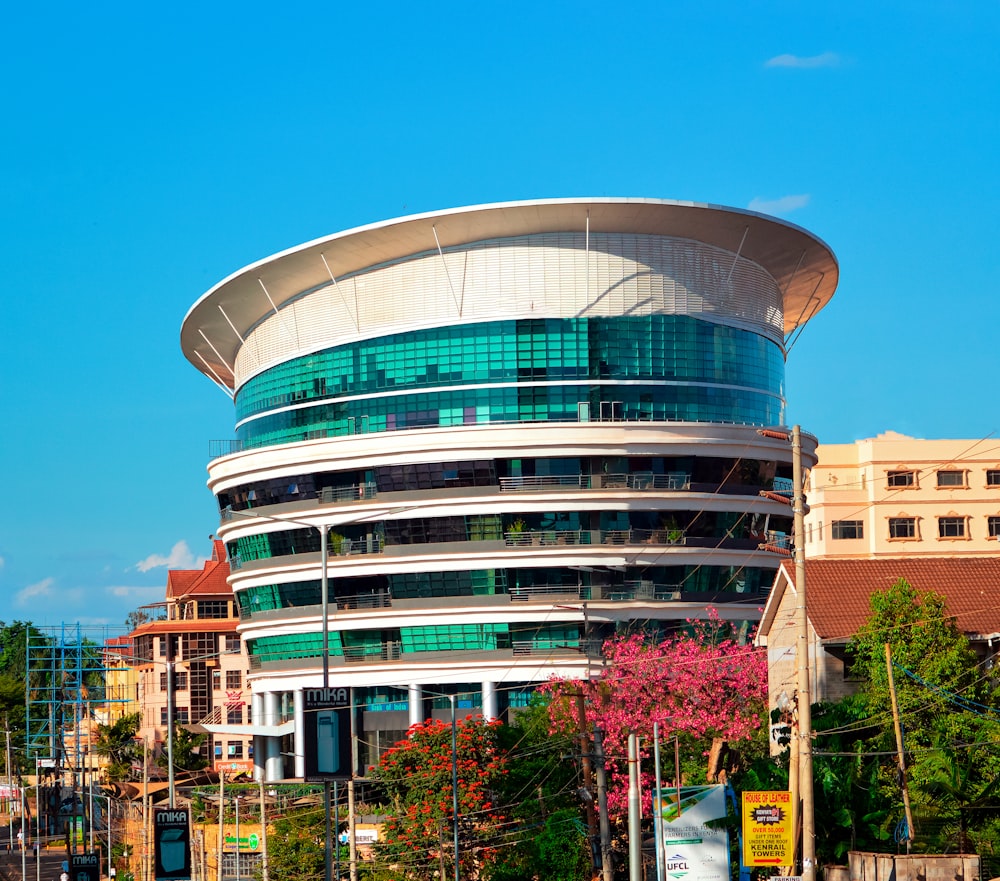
[372,716,509,880]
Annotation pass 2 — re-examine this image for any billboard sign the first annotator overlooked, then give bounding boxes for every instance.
[303,686,353,781]
[656,785,730,881]
[741,791,794,866]
[70,851,101,881]
[154,807,192,881]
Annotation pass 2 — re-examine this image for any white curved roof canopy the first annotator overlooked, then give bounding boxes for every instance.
[181,197,838,390]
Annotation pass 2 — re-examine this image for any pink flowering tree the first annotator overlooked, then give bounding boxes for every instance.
[541,612,768,816]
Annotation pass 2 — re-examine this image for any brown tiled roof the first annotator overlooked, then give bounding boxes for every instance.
[165,542,231,600]
[130,619,238,638]
[789,557,1000,643]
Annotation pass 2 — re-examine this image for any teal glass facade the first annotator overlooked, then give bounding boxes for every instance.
[235,565,770,617]
[246,622,578,664]
[233,315,785,449]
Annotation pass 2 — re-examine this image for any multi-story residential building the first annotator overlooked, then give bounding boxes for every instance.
[757,557,1000,715]
[102,635,139,723]
[128,540,254,775]
[180,197,838,779]
[805,432,1000,559]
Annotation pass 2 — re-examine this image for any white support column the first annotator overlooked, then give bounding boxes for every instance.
[264,692,282,781]
[252,692,265,781]
[408,683,423,728]
[482,681,498,721]
[293,689,306,779]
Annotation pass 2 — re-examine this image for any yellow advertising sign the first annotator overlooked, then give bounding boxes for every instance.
[741,791,794,866]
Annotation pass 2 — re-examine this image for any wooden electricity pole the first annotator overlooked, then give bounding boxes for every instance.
[885,644,915,850]
[792,425,816,881]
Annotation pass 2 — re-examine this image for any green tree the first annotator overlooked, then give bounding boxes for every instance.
[813,577,1000,860]
[125,608,152,631]
[93,712,143,781]
[258,805,326,881]
[371,717,509,881]
[156,724,209,772]
[489,698,590,881]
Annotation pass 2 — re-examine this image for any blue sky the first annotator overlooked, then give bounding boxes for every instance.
[1,1,997,628]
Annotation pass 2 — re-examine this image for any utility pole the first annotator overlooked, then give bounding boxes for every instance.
[593,727,613,881]
[5,721,13,854]
[792,425,816,881]
[259,778,269,881]
[142,738,149,881]
[347,779,357,881]
[627,734,641,881]
[885,644,915,850]
[217,770,225,881]
[575,693,599,874]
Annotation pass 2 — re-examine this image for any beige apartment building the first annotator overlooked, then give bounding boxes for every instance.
[128,540,254,776]
[805,431,1000,559]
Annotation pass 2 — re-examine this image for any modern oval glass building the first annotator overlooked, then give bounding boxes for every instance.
[181,198,838,779]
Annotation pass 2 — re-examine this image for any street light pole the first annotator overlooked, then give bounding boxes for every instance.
[234,794,241,881]
[166,655,176,809]
[224,504,399,881]
[450,695,458,881]
[320,525,334,881]
[35,756,41,881]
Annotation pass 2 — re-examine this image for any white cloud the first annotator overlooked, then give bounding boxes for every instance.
[747,194,811,215]
[0,556,5,568]
[16,577,55,605]
[765,52,841,69]
[135,540,197,573]
[107,584,166,601]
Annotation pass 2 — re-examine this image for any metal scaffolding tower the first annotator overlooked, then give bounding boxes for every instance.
[25,624,129,769]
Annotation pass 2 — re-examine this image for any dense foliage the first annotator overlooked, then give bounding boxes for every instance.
[369,705,588,881]
[371,717,509,879]
[93,712,143,781]
[264,804,334,881]
[810,578,1000,867]
[542,613,768,815]
[159,723,210,772]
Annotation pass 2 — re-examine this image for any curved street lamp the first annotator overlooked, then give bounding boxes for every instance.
[222,502,405,881]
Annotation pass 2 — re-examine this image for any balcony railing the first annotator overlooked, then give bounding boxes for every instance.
[504,530,593,546]
[319,482,378,503]
[607,581,683,601]
[600,528,687,546]
[509,584,591,602]
[338,590,392,610]
[511,638,603,657]
[500,475,591,491]
[758,530,793,555]
[503,528,688,547]
[499,472,692,492]
[344,642,402,663]
[331,535,383,556]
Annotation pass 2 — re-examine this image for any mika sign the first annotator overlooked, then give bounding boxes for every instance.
[154,808,191,880]
[303,687,353,781]
[70,851,101,881]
